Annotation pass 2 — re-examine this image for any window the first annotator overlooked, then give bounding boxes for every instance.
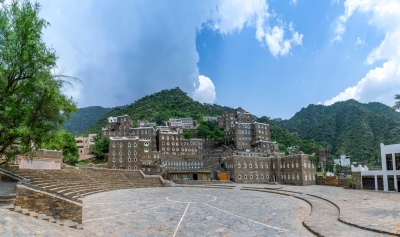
[113,158,116,162]
[249,164,252,168]
[396,153,400,170]
[112,142,115,148]
[119,158,122,163]
[128,142,131,147]
[112,151,116,155]
[119,151,122,155]
[144,148,149,152]
[128,158,131,162]
[386,154,393,170]
[244,175,247,179]
[134,143,137,147]
[261,175,264,179]
[120,142,123,147]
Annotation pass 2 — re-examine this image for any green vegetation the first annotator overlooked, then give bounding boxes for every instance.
[257,116,322,154]
[63,106,112,136]
[393,94,400,111]
[92,136,110,159]
[44,130,78,165]
[0,0,77,166]
[276,99,400,163]
[84,87,236,135]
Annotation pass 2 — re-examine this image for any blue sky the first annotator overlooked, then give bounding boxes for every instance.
[35,0,400,119]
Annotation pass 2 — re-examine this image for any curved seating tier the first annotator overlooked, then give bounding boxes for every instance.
[7,168,164,202]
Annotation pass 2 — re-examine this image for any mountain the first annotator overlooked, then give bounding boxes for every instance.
[63,106,113,136]
[276,99,400,163]
[84,87,237,134]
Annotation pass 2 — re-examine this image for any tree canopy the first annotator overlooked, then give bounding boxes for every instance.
[0,0,77,166]
[44,130,78,165]
[393,94,400,111]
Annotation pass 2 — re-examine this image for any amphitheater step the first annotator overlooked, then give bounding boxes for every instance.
[37,214,50,221]
[14,206,22,213]
[29,211,38,218]
[21,208,30,215]
[48,217,56,223]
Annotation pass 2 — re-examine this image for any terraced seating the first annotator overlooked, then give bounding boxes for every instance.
[7,167,165,201]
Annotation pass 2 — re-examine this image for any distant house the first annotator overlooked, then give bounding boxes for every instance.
[75,134,96,160]
[15,149,63,170]
[334,154,350,166]
[202,116,218,122]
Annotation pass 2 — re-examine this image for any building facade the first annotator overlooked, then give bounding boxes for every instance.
[352,143,400,192]
[225,152,316,185]
[75,134,96,160]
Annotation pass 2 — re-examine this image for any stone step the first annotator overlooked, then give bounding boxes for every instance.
[48,217,56,223]
[14,206,22,212]
[37,214,50,221]
[21,208,30,215]
[29,211,38,218]
[2,203,14,210]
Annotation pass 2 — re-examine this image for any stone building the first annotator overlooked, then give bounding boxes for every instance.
[14,149,63,170]
[166,118,195,129]
[202,116,218,122]
[102,115,133,138]
[138,120,156,127]
[225,152,316,185]
[316,148,331,171]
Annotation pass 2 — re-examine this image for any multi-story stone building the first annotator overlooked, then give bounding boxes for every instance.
[225,152,316,185]
[138,120,156,127]
[102,115,133,138]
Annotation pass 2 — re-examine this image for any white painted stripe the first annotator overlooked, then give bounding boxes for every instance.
[83,204,170,222]
[172,202,190,237]
[179,187,187,195]
[202,202,288,232]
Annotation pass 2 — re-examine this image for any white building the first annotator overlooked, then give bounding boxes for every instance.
[351,143,400,192]
[334,154,350,166]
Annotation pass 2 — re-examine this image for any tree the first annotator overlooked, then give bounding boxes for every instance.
[44,130,78,165]
[92,136,109,160]
[207,127,226,144]
[0,0,77,166]
[393,94,400,111]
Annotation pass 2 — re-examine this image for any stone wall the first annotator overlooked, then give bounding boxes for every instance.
[352,172,362,189]
[14,184,82,223]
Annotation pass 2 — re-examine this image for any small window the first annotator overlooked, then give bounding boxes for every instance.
[134,158,137,162]
[134,143,137,147]
[128,158,131,162]
[120,143,123,147]
[119,158,122,163]
[128,143,131,147]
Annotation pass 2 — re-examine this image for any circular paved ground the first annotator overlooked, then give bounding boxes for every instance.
[83,187,313,236]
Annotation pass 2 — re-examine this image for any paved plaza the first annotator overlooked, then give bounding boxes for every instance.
[0,184,399,236]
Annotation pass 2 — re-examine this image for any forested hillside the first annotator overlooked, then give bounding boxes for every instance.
[84,88,237,134]
[63,106,112,136]
[277,100,400,163]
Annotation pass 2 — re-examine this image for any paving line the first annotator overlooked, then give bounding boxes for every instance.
[179,187,188,195]
[83,203,173,222]
[172,202,190,237]
[202,202,289,232]
[85,200,163,205]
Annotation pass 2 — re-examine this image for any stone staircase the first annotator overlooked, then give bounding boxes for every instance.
[1,204,83,229]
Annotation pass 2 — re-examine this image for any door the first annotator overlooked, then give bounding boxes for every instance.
[220,173,228,181]
[193,174,198,180]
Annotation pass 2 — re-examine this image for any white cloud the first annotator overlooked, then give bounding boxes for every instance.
[331,0,340,4]
[290,0,297,5]
[193,75,216,104]
[354,36,364,45]
[35,0,302,107]
[325,0,400,106]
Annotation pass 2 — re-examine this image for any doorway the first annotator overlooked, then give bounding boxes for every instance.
[273,175,276,182]
[193,174,198,180]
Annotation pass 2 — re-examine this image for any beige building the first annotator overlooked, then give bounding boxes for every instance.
[15,149,63,170]
[75,134,96,160]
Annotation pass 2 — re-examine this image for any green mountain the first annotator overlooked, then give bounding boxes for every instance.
[277,99,400,163]
[63,106,112,136]
[84,87,237,135]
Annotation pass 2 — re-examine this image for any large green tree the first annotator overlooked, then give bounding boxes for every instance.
[44,130,78,165]
[0,0,77,166]
[92,136,109,160]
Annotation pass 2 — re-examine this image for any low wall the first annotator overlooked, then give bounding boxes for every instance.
[14,184,82,223]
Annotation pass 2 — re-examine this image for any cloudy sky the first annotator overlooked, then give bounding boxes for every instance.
[36,0,400,119]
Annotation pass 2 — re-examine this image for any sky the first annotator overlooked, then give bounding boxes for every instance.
[31,0,400,119]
